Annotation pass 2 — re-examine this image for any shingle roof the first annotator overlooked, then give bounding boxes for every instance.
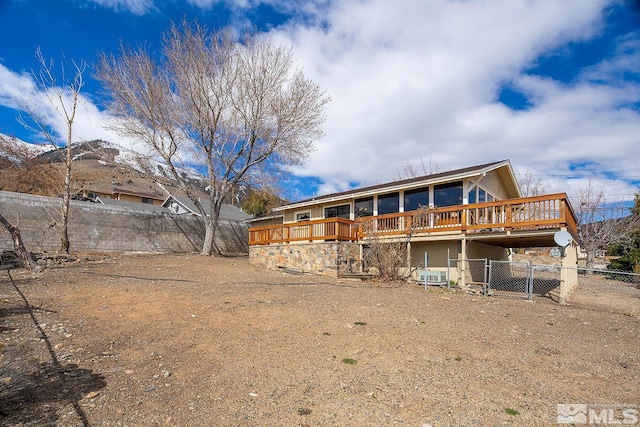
[96,197,169,213]
[164,195,253,221]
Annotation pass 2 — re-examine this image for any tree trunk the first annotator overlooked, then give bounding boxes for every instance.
[200,205,222,256]
[0,213,37,270]
[59,138,72,254]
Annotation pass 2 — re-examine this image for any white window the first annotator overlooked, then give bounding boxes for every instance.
[296,211,311,221]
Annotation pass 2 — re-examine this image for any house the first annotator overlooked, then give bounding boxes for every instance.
[162,195,253,222]
[248,160,579,298]
[79,186,165,205]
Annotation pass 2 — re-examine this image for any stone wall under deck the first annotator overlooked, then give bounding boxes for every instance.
[249,242,361,277]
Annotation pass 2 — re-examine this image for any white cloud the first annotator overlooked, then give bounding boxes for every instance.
[268,0,639,201]
[3,0,638,204]
[86,0,155,15]
[0,63,146,154]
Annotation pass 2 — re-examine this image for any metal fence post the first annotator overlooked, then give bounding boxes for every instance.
[527,261,533,301]
[483,258,488,296]
[424,251,428,290]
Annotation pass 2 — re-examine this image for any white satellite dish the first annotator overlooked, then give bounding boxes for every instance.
[554,230,572,247]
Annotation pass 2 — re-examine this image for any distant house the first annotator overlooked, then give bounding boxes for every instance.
[248,160,579,298]
[79,186,165,205]
[96,196,169,212]
[162,195,253,222]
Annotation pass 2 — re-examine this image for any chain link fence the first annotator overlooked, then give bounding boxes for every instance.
[445,257,640,304]
[487,260,533,300]
[447,258,487,290]
[562,266,638,309]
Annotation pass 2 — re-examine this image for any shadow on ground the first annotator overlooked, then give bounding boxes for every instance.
[0,269,106,426]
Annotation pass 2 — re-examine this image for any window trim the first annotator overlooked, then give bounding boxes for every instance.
[377,192,400,215]
[354,196,374,217]
[295,211,311,222]
[323,203,351,219]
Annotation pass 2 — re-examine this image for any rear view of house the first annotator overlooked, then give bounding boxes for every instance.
[248,160,578,297]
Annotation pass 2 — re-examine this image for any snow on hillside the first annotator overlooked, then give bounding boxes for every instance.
[0,133,50,158]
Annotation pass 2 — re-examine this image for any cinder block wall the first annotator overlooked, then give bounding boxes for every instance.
[0,191,248,254]
[249,242,361,276]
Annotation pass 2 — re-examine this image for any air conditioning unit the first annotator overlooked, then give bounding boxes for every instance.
[417,270,447,283]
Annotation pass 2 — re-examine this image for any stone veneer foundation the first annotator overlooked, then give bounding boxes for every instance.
[249,242,361,277]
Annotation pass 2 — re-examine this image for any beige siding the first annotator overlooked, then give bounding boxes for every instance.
[250,216,283,228]
[283,210,295,223]
[466,241,508,260]
[409,240,460,268]
[466,171,508,202]
[284,201,354,223]
[480,171,508,200]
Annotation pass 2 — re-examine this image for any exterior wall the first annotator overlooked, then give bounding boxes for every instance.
[250,216,284,228]
[478,171,508,200]
[409,240,459,269]
[116,194,164,205]
[249,242,360,277]
[0,191,248,255]
[466,240,509,261]
[559,240,579,304]
[284,204,342,223]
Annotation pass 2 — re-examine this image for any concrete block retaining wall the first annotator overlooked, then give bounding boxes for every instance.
[0,191,248,254]
[249,242,361,277]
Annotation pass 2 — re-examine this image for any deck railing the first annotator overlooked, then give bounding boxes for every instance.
[248,217,357,245]
[248,193,577,245]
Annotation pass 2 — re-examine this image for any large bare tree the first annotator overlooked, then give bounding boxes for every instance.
[574,180,640,269]
[19,48,86,254]
[97,21,330,255]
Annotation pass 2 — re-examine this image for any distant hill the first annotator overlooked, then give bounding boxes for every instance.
[0,135,247,205]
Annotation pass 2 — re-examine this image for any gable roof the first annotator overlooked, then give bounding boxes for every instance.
[162,195,253,221]
[275,159,520,212]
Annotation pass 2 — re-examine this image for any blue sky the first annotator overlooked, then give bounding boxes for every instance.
[0,0,639,203]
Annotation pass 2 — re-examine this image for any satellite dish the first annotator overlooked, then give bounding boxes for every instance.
[554,230,572,247]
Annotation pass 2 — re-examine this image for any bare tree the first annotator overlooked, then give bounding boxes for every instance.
[359,206,433,280]
[396,157,440,180]
[97,21,330,255]
[0,214,37,270]
[517,170,550,197]
[0,135,38,269]
[574,180,640,269]
[18,48,87,254]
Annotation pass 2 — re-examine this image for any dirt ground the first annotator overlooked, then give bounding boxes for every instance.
[1,254,638,427]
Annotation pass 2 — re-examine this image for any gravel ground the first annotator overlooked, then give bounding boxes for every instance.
[1,254,638,426]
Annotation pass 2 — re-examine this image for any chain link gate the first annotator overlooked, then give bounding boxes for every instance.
[487,260,532,300]
[448,257,487,291]
[530,264,563,298]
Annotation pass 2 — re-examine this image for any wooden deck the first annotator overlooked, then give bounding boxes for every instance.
[248,193,577,246]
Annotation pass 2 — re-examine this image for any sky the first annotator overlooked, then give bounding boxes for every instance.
[0,0,639,204]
